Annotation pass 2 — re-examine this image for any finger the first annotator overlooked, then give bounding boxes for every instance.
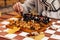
[15,3,20,12]
[18,3,23,12]
[20,6,23,12]
[17,3,20,12]
[13,4,16,10]
[13,3,18,11]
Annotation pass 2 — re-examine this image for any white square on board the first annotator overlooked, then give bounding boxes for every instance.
[45,29,56,34]
[5,34,17,39]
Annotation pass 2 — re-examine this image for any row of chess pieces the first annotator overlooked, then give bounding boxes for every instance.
[20,13,50,24]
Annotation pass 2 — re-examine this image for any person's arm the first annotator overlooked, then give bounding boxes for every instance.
[22,0,35,14]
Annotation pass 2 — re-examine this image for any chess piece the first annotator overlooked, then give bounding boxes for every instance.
[31,31,39,36]
[34,32,45,40]
[34,15,40,23]
[23,14,32,22]
[7,27,20,34]
[42,16,49,24]
[30,26,35,30]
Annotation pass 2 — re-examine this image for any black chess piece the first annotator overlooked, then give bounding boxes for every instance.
[34,15,40,23]
[23,14,29,22]
[31,15,34,20]
[23,14,32,22]
[42,16,49,24]
[30,26,35,30]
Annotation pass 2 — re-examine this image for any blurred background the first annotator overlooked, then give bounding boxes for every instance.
[0,0,25,21]
[0,0,25,16]
[0,0,25,8]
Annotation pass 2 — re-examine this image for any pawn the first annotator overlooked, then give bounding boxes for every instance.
[34,15,40,23]
[23,14,32,22]
[23,14,29,22]
[42,16,49,24]
[30,26,35,30]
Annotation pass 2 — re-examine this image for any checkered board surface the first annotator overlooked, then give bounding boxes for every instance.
[43,21,60,40]
[43,27,60,40]
[0,18,60,40]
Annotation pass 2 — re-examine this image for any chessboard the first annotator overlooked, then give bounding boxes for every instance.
[0,12,60,40]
